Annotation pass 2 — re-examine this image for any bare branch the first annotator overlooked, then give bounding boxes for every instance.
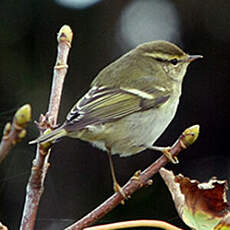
[0,104,31,163]
[84,219,183,230]
[48,24,73,122]
[65,125,199,230]
[20,25,73,230]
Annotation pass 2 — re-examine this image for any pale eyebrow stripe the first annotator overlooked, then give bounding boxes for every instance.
[143,52,182,62]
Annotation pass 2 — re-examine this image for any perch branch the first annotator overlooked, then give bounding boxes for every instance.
[65,125,199,230]
[20,25,73,230]
[84,219,183,230]
[0,104,31,163]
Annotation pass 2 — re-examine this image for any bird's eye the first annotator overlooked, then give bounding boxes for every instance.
[170,58,178,65]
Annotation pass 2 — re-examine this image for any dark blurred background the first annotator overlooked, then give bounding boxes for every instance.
[0,0,229,229]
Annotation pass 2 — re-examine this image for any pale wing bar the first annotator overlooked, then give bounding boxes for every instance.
[64,86,170,132]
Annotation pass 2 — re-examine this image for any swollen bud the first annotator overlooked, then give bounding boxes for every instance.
[15,104,32,127]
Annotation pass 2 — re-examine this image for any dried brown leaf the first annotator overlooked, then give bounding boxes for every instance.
[160,168,229,230]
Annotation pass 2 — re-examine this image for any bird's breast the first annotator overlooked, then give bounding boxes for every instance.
[79,96,180,157]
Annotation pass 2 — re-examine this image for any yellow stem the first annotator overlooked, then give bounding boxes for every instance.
[84,220,183,230]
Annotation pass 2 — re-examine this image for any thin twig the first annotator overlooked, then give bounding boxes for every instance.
[65,125,199,230]
[0,104,31,163]
[19,25,73,230]
[84,219,183,230]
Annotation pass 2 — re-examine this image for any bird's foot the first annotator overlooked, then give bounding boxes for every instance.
[151,146,179,164]
[113,182,128,205]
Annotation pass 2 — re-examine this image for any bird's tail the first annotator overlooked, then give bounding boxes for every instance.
[29,126,67,144]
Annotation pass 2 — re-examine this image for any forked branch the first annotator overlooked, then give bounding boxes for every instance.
[19,25,73,230]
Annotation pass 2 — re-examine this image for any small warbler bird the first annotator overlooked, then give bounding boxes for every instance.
[30,40,202,196]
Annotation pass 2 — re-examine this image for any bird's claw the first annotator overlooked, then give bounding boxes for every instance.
[113,182,128,205]
[162,147,179,164]
[150,146,179,164]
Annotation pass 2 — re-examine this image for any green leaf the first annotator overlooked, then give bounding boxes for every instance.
[214,213,230,230]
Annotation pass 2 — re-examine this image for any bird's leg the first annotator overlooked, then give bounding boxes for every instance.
[106,151,126,199]
[148,146,179,164]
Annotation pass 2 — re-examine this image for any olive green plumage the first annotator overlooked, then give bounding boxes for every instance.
[30,40,202,194]
[30,40,202,156]
[30,40,202,153]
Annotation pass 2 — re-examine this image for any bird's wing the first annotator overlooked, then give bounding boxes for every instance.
[64,84,170,132]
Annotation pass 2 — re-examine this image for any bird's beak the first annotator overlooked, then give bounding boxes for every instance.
[186,54,203,63]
